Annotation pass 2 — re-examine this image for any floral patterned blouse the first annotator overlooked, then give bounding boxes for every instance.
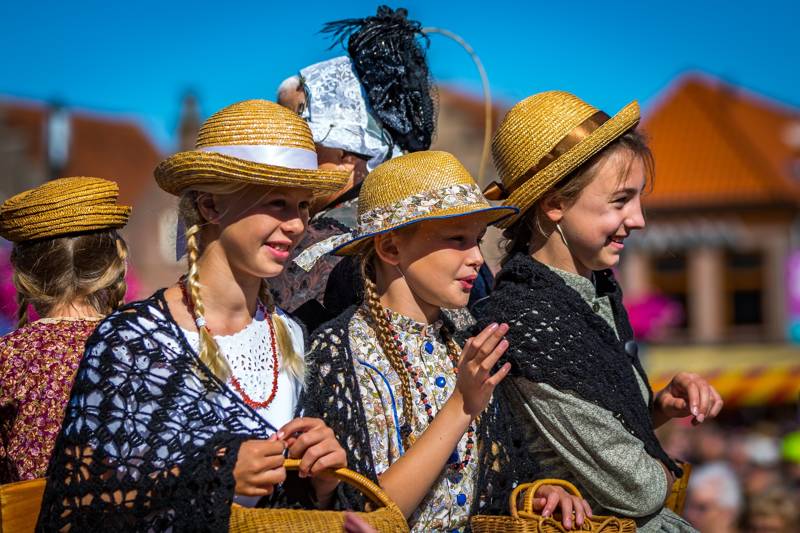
[0,317,99,482]
[348,306,476,532]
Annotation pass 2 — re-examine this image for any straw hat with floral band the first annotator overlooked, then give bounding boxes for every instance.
[0,176,131,242]
[155,99,350,197]
[294,150,517,270]
[485,90,640,229]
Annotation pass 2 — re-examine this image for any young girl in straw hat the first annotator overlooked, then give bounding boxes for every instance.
[38,100,352,531]
[0,177,130,483]
[301,150,589,532]
[472,91,724,532]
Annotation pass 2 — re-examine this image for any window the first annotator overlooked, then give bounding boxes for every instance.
[725,251,764,331]
[650,252,689,330]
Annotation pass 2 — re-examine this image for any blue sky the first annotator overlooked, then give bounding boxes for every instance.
[1,0,797,149]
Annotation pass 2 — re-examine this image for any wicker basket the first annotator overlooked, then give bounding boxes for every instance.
[664,462,692,515]
[471,479,637,533]
[229,458,408,532]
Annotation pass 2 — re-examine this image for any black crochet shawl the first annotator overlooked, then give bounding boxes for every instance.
[470,253,681,515]
[37,290,308,532]
[300,307,376,507]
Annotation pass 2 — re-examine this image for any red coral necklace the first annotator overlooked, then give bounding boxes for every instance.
[178,278,279,410]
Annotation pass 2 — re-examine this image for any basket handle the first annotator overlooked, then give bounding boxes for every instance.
[508,478,584,517]
[282,458,395,510]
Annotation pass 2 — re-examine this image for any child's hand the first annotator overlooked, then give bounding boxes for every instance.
[532,484,593,530]
[343,512,378,533]
[456,322,512,417]
[279,417,347,507]
[654,372,723,426]
[233,435,287,497]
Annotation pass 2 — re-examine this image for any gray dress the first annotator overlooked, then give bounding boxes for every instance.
[508,266,696,533]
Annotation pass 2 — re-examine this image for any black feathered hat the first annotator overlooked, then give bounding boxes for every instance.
[322,6,436,153]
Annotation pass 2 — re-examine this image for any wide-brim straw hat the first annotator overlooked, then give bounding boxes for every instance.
[0,177,131,242]
[293,151,517,270]
[155,99,349,196]
[486,91,640,228]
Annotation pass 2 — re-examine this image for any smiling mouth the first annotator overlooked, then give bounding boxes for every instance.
[265,242,290,252]
[608,235,626,249]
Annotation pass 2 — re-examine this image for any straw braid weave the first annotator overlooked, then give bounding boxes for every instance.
[195,99,316,151]
[335,151,516,255]
[0,177,130,242]
[491,91,640,228]
[358,151,478,214]
[155,99,350,196]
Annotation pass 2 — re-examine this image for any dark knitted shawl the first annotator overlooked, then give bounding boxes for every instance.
[299,308,376,510]
[37,290,310,532]
[470,253,680,515]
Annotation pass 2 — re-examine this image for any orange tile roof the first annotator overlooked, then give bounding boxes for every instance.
[0,99,162,205]
[641,73,800,209]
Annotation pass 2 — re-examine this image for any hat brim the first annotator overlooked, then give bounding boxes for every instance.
[333,204,518,256]
[155,150,350,196]
[496,101,640,229]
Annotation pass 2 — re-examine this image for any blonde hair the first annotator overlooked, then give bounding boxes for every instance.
[359,245,460,450]
[10,230,128,327]
[177,185,304,382]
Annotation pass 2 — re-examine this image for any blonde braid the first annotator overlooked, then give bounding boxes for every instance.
[440,325,462,368]
[361,255,417,449]
[15,289,29,328]
[258,280,304,382]
[109,235,129,311]
[185,223,231,380]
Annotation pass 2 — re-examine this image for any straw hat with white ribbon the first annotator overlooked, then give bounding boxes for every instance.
[155,99,350,196]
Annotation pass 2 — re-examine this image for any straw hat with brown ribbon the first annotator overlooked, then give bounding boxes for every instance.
[155,99,350,196]
[485,91,640,229]
[293,151,517,270]
[0,177,131,242]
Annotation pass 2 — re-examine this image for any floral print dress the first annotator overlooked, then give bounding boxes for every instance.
[0,317,99,482]
[348,306,476,532]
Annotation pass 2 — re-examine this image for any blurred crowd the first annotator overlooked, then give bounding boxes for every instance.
[660,407,800,532]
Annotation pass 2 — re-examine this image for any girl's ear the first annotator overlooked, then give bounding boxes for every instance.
[374,232,402,266]
[540,191,565,223]
[196,193,221,224]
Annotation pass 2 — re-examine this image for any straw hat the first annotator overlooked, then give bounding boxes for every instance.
[0,177,131,242]
[293,151,517,269]
[486,91,640,228]
[155,99,349,195]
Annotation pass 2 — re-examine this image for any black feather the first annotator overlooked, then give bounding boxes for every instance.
[322,6,435,152]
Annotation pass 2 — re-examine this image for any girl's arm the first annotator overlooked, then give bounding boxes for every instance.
[511,378,670,517]
[378,323,511,518]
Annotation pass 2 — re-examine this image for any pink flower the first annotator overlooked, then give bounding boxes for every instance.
[623,293,684,341]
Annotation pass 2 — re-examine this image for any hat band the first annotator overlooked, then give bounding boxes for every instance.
[293,182,486,271]
[197,144,319,170]
[484,110,611,200]
[357,182,485,235]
